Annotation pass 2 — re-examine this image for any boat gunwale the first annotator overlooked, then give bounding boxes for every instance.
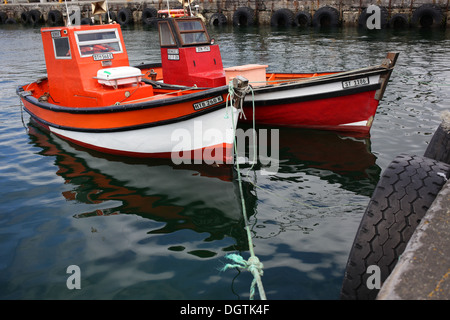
[16,84,229,115]
[251,67,390,94]
[22,100,232,133]
[245,83,382,106]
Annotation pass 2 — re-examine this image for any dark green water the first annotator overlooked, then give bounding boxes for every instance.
[0,23,449,300]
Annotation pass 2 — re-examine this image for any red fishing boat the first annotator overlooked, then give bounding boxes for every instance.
[140,13,398,135]
[17,22,248,163]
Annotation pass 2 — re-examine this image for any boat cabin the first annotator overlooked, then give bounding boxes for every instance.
[40,23,150,107]
[158,17,226,88]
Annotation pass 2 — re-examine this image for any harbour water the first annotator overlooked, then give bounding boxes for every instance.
[0,23,449,300]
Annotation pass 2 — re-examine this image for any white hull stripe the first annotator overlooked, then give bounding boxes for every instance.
[50,107,239,154]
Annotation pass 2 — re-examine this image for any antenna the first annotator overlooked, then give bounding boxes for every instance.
[64,0,71,26]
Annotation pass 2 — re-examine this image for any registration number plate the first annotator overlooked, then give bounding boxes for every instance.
[342,77,369,89]
[193,96,223,110]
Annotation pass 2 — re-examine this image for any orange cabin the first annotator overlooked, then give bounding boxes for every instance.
[40,23,153,108]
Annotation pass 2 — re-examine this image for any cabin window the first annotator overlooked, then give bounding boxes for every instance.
[53,37,71,59]
[75,29,122,57]
[159,21,176,47]
[175,20,209,46]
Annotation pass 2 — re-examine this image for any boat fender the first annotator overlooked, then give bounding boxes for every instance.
[142,7,158,25]
[270,9,295,27]
[5,17,16,24]
[209,12,227,26]
[357,6,388,29]
[28,9,42,25]
[81,17,93,25]
[47,10,63,26]
[340,154,450,300]
[117,8,133,25]
[20,11,29,25]
[411,4,445,28]
[388,13,409,29]
[294,11,312,27]
[232,7,255,26]
[0,12,7,24]
[312,6,340,28]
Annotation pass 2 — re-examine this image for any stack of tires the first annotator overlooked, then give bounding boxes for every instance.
[340,118,450,300]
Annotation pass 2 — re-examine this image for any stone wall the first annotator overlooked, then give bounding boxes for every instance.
[0,0,448,27]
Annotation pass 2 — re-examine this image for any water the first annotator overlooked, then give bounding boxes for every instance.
[0,23,449,300]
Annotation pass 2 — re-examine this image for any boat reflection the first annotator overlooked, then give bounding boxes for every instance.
[27,121,255,249]
[239,124,381,197]
[27,120,379,243]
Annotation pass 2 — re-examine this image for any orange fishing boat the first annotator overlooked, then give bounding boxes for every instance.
[17,22,248,163]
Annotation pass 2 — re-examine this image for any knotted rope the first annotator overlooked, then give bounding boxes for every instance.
[222,80,266,300]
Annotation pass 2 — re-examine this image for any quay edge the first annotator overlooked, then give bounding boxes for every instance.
[0,0,449,28]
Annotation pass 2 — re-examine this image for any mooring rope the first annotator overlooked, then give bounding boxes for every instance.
[223,81,266,300]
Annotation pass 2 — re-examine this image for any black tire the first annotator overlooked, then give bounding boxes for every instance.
[117,8,133,26]
[0,12,7,24]
[294,11,312,27]
[47,10,63,26]
[20,11,30,24]
[424,123,450,165]
[358,6,388,29]
[389,13,409,29]
[80,17,92,25]
[341,154,450,300]
[411,4,445,28]
[270,8,294,27]
[5,17,16,24]
[142,7,157,25]
[209,12,227,26]
[232,7,255,26]
[312,6,340,28]
[105,10,116,23]
[28,9,42,25]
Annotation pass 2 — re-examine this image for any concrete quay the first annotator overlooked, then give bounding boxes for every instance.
[377,180,450,300]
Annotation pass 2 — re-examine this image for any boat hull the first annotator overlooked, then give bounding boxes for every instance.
[241,74,382,134]
[18,85,239,163]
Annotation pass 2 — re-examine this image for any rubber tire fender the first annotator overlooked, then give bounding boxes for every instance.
[117,8,133,25]
[312,6,340,28]
[270,9,294,27]
[358,6,388,29]
[389,13,409,29]
[340,154,450,300]
[20,11,30,24]
[81,17,92,25]
[28,9,42,25]
[142,7,157,25]
[0,12,7,24]
[209,12,227,26]
[294,11,312,27]
[232,7,255,26]
[411,4,445,28]
[47,10,63,26]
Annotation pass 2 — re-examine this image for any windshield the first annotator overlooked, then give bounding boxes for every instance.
[75,29,122,57]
